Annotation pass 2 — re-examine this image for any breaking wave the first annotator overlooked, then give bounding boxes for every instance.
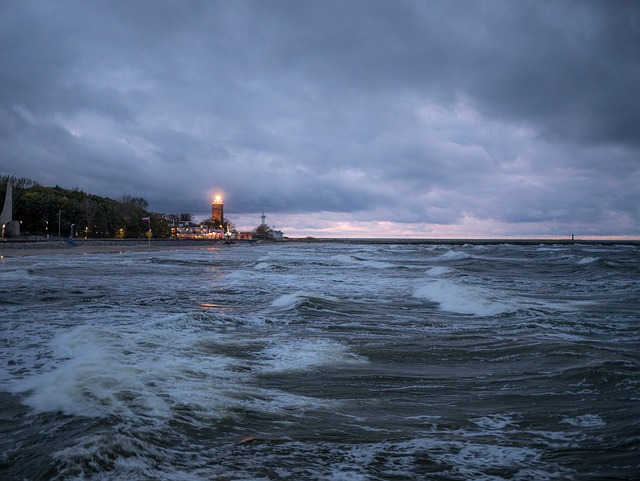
[413,279,517,316]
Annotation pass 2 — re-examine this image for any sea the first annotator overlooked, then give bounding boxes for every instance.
[0,241,638,480]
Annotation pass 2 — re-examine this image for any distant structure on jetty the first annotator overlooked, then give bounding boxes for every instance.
[0,181,20,239]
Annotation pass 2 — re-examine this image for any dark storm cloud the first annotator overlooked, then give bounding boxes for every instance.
[0,0,638,235]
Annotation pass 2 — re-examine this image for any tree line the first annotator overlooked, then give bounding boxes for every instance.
[1,175,170,238]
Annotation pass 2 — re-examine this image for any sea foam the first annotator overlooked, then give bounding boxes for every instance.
[271,291,308,309]
[425,266,453,276]
[331,254,395,269]
[7,323,254,420]
[270,291,337,310]
[6,321,333,423]
[576,257,598,265]
[561,414,605,428]
[258,338,367,373]
[413,280,515,316]
[437,250,471,261]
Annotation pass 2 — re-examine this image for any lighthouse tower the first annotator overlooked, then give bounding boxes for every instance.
[211,195,224,229]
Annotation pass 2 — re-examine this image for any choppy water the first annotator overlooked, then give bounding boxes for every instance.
[1,242,639,480]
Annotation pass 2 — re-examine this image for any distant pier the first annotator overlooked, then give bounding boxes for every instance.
[288,237,640,246]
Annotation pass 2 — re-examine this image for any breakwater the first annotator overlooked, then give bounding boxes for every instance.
[291,237,640,246]
[1,237,639,252]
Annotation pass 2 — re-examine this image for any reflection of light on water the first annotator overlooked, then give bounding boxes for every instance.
[200,302,228,311]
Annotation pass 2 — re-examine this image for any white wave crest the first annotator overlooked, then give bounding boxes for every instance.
[560,414,605,428]
[425,266,453,276]
[7,325,242,419]
[438,251,471,261]
[270,291,336,310]
[331,254,395,269]
[413,280,516,316]
[271,291,306,309]
[576,257,598,265]
[7,323,333,422]
[259,338,367,373]
[254,262,273,270]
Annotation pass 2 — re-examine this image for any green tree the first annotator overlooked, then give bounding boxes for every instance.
[253,223,273,240]
[150,213,170,238]
[201,217,215,228]
[5,176,179,239]
[119,195,149,210]
[7,178,154,238]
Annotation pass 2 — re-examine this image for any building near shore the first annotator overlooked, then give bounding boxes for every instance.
[236,231,253,240]
[174,221,226,239]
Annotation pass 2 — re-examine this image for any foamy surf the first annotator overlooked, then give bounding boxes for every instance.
[259,338,367,373]
[331,253,396,269]
[576,256,598,265]
[413,279,516,316]
[1,242,637,481]
[561,414,606,428]
[6,324,250,420]
[432,250,472,262]
[5,320,335,426]
[270,291,338,310]
[425,266,453,276]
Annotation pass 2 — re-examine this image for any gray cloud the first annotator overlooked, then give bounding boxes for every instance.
[1,0,638,235]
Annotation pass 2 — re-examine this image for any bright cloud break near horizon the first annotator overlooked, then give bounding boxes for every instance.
[1,1,639,239]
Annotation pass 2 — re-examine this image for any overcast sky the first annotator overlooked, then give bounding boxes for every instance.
[1,0,638,237]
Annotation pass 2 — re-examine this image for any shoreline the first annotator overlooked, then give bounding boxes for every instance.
[1,237,638,258]
[0,239,232,258]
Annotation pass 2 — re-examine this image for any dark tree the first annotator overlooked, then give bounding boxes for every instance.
[253,223,274,240]
[6,177,157,238]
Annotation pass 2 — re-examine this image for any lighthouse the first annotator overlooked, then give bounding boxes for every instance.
[211,195,224,229]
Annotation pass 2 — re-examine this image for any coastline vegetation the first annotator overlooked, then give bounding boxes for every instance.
[1,175,169,238]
